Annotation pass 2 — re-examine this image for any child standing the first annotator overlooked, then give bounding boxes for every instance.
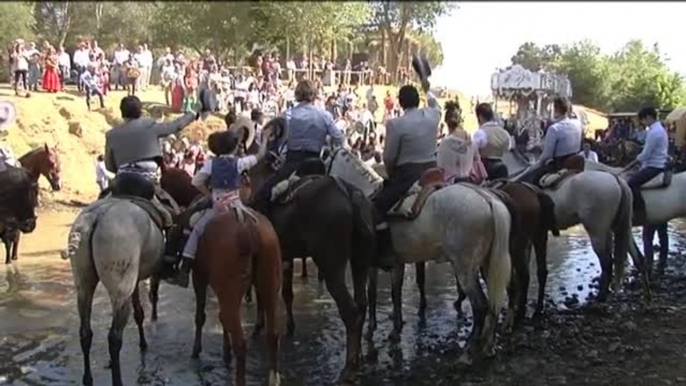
[174,127,269,286]
[183,64,198,113]
[95,154,115,192]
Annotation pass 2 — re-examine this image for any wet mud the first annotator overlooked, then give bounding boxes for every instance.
[1,211,685,385]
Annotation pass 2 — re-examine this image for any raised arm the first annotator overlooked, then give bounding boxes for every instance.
[152,111,198,137]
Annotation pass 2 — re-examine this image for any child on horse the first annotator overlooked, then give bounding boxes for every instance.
[175,128,270,286]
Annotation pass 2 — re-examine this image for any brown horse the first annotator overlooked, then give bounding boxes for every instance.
[1,144,61,263]
[159,165,201,209]
[0,166,40,263]
[405,181,558,329]
[190,208,282,386]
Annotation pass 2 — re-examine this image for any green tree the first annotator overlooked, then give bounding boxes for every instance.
[0,2,35,82]
[510,42,562,72]
[369,2,454,80]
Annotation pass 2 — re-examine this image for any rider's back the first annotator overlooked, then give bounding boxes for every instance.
[385,104,440,168]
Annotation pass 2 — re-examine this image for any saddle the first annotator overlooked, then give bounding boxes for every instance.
[109,173,174,229]
[640,170,673,190]
[271,174,323,205]
[388,168,447,220]
[539,155,586,190]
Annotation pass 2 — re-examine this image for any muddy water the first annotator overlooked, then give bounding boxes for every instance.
[0,211,684,386]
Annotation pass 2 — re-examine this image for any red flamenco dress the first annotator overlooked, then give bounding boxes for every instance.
[42,55,61,93]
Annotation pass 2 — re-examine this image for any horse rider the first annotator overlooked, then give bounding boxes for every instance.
[175,128,269,286]
[250,79,345,215]
[626,106,668,224]
[0,101,19,173]
[104,95,205,286]
[524,97,582,185]
[374,82,441,271]
[472,102,511,180]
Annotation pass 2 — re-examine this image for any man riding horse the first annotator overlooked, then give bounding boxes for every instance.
[250,80,345,215]
[522,97,582,185]
[104,95,205,286]
[473,103,511,180]
[627,106,668,224]
[374,79,441,271]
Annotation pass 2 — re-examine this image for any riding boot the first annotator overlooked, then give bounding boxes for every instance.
[375,223,395,272]
[631,188,647,225]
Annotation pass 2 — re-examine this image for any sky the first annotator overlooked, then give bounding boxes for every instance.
[431,2,686,98]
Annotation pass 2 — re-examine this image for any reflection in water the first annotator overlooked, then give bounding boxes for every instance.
[0,212,685,385]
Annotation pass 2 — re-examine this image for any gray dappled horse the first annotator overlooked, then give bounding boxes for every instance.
[63,196,164,386]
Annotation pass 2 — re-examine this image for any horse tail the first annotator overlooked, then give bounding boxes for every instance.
[536,191,560,237]
[346,181,376,263]
[611,175,632,289]
[485,196,512,315]
[62,211,99,264]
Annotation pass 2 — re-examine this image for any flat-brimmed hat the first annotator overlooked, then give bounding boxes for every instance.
[0,101,17,137]
[228,117,255,149]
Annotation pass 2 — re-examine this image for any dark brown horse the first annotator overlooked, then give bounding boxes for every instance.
[0,166,39,264]
[159,165,201,209]
[190,207,282,386]
[1,144,61,263]
[244,118,376,383]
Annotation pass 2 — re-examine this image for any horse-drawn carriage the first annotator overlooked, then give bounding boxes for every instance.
[491,65,573,158]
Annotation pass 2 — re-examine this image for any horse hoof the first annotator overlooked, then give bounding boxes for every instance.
[286,323,295,337]
[337,367,358,385]
[223,354,232,368]
[151,314,158,322]
[389,330,401,343]
[82,374,93,386]
[139,341,148,351]
[268,371,282,386]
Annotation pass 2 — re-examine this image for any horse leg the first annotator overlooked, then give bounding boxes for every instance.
[454,275,467,317]
[191,270,208,359]
[282,259,295,335]
[533,234,549,319]
[416,262,427,318]
[366,267,378,339]
[221,304,246,386]
[324,269,362,383]
[3,237,10,264]
[131,283,147,350]
[390,263,406,342]
[11,232,19,261]
[455,271,486,364]
[301,256,309,279]
[508,242,530,330]
[590,232,613,302]
[77,277,98,386]
[656,223,669,277]
[108,298,132,386]
[148,275,160,322]
[255,244,282,385]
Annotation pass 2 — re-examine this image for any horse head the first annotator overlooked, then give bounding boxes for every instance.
[19,144,62,191]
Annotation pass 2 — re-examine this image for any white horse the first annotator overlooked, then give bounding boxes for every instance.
[62,198,164,386]
[324,148,512,360]
[585,161,686,225]
[502,150,637,300]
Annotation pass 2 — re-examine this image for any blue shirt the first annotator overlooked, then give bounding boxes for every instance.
[80,71,99,90]
[540,117,582,162]
[636,121,668,169]
[285,102,344,153]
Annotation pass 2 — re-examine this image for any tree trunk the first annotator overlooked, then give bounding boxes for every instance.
[380,28,387,69]
[286,35,290,61]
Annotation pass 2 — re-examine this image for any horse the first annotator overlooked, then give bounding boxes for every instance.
[244,118,376,382]
[0,166,39,263]
[1,144,61,263]
[585,161,686,275]
[324,147,512,362]
[502,150,638,301]
[190,206,282,386]
[63,185,166,386]
[159,165,201,209]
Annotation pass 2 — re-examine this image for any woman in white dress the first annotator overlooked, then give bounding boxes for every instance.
[436,101,484,183]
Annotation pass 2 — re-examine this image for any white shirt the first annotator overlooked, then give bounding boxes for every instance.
[95,161,115,183]
[73,49,91,67]
[286,60,296,70]
[360,109,375,127]
[579,149,599,163]
[133,53,145,67]
[473,125,513,150]
[58,52,71,67]
[141,49,153,67]
[114,49,130,65]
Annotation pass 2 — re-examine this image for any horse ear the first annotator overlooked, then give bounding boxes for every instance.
[44,143,49,152]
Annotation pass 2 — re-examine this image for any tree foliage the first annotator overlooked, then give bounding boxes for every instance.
[510,40,686,112]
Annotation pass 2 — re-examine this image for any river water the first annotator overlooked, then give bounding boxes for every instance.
[0,210,684,386]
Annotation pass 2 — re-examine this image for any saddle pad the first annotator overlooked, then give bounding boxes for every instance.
[272,175,323,205]
[387,183,422,219]
[539,169,579,190]
[115,195,168,230]
[641,171,672,190]
[271,174,300,202]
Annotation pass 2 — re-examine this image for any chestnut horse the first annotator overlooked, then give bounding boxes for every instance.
[190,208,282,386]
[1,144,61,263]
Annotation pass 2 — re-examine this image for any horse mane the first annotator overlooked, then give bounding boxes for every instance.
[18,146,47,163]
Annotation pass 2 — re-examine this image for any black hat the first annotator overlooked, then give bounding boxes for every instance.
[411,53,432,82]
